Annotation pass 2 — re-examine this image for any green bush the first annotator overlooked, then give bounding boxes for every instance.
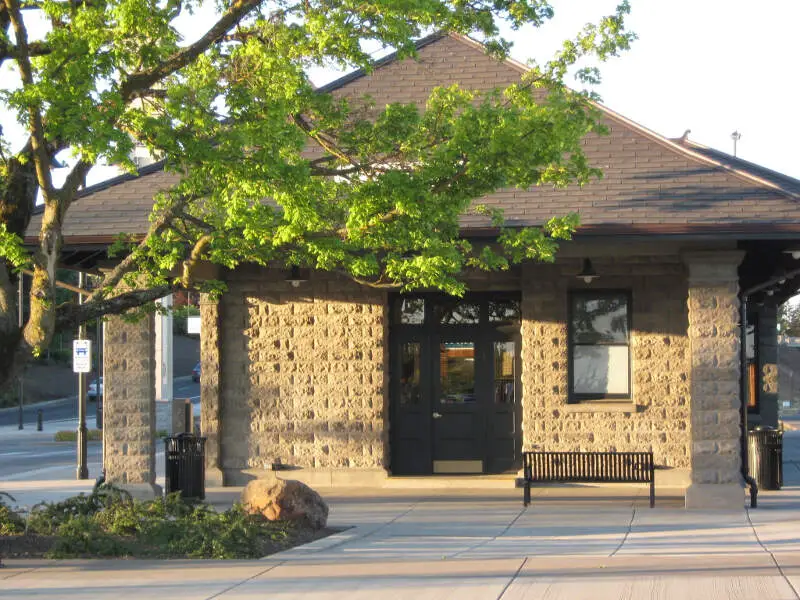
[172,305,200,336]
[19,485,294,559]
[48,515,131,558]
[0,493,25,535]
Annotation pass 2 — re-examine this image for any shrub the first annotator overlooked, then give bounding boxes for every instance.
[0,493,25,536]
[47,516,130,558]
[9,485,297,559]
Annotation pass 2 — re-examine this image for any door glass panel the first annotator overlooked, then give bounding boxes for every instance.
[488,300,521,323]
[437,302,480,325]
[400,343,421,404]
[440,342,475,403]
[396,298,425,325]
[494,341,516,403]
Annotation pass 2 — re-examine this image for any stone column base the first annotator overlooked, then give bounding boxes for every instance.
[206,467,225,487]
[684,483,744,510]
[117,483,163,501]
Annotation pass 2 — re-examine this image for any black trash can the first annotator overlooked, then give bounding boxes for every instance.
[164,433,206,499]
[747,426,783,490]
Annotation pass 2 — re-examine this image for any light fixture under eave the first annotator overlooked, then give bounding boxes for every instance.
[286,265,309,288]
[783,249,800,260]
[577,258,599,284]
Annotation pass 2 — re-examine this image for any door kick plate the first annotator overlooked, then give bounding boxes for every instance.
[433,460,483,474]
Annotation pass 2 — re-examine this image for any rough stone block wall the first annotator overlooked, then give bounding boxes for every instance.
[685,252,744,486]
[200,293,224,484]
[103,313,156,484]
[218,266,387,479]
[520,256,692,470]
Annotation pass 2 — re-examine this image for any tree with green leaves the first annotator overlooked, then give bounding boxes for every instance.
[780,302,800,337]
[0,0,634,389]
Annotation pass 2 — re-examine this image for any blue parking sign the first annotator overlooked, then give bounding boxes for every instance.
[73,339,92,373]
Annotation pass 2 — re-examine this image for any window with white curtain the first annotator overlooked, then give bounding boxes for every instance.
[569,291,631,401]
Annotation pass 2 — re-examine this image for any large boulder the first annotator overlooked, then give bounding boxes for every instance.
[240,477,329,530]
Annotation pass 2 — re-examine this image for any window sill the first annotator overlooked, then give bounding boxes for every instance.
[563,401,636,414]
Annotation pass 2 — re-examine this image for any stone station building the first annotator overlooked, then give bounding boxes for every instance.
[26,33,800,509]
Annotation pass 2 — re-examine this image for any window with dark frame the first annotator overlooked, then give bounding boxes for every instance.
[569,290,631,401]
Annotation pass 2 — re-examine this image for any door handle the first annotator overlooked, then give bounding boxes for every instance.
[432,412,443,419]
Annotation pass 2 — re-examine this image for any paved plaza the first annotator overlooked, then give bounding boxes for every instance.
[2,426,800,598]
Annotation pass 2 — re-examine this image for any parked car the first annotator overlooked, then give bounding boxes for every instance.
[88,377,103,401]
[192,362,201,383]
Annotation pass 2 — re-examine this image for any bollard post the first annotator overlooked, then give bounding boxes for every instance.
[184,400,192,434]
[37,409,43,431]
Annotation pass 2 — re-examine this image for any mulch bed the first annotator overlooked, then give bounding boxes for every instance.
[0,526,341,561]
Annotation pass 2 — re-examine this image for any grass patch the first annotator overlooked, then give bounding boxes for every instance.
[53,429,168,442]
[0,486,330,560]
[54,430,103,442]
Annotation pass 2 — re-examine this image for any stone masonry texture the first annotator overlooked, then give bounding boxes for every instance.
[520,256,692,472]
[218,266,387,480]
[103,312,157,485]
[685,251,745,486]
[200,293,224,484]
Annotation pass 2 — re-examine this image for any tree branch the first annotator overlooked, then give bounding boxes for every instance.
[3,0,56,199]
[118,0,262,100]
[91,193,195,300]
[181,234,211,287]
[56,284,175,332]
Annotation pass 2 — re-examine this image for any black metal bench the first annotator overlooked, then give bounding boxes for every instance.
[522,451,655,508]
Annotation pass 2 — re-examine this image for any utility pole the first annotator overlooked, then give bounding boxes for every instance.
[76,272,88,479]
[731,130,742,157]
[17,274,23,430]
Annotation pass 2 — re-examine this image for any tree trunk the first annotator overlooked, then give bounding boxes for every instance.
[0,152,37,390]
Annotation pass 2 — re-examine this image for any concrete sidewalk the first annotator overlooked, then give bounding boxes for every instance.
[3,438,800,598]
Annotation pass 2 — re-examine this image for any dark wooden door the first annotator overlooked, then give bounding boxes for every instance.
[432,332,486,473]
[390,294,521,475]
[390,330,432,475]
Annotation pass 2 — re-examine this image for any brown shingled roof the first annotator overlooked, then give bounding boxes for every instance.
[25,33,800,247]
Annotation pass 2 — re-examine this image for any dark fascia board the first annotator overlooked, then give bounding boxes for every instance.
[43,222,800,249]
[463,222,800,242]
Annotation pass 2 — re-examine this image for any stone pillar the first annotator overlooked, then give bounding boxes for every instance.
[200,293,224,486]
[103,311,161,499]
[684,250,745,509]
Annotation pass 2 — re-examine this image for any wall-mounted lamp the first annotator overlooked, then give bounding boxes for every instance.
[576,258,599,284]
[285,265,309,288]
[783,249,800,260]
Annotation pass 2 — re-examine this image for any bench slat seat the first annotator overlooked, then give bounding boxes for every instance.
[522,451,655,508]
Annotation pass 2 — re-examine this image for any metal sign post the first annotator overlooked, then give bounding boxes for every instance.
[18,274,23,430]
[74,273,89,480]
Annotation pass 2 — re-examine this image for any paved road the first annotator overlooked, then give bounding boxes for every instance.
[0,436,103,480]
[0,377,199,428]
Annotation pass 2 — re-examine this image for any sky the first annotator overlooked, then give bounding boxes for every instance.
[500,0,800,179]
[2,0,799,185]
